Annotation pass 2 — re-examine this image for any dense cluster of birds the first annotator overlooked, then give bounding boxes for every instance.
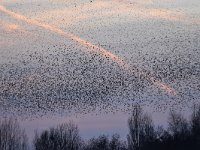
[0,42,146,118]
[0,0,200,118]
[0,39,199,118]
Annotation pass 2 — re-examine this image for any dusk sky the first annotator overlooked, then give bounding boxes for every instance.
[0,0,200,142]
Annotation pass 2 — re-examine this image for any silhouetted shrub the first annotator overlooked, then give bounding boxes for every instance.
[109,134,127,150]
[84,134,127,150]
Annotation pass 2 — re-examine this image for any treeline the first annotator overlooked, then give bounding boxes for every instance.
[1,105,200,150]
[127,105,200,150]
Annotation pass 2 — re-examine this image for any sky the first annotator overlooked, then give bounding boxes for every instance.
[0,0,200,141]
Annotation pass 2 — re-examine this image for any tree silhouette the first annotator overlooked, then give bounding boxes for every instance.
[1,104,200,150]
[84,134,127,150]
[109,134,127,150]
[0,118,29,150]
[127,104,155,150]
[34,121,81,150]
[191,104,200,149]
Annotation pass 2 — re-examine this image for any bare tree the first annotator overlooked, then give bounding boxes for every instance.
[109,134,127,150]
[168,110,190,141]
[127,104,155,150]
[0,117,29,150]
[141,114,155,143]
[86,135,109,150]
[34,121,81,150]
[191,104,200,147]
[127,104,143,150]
